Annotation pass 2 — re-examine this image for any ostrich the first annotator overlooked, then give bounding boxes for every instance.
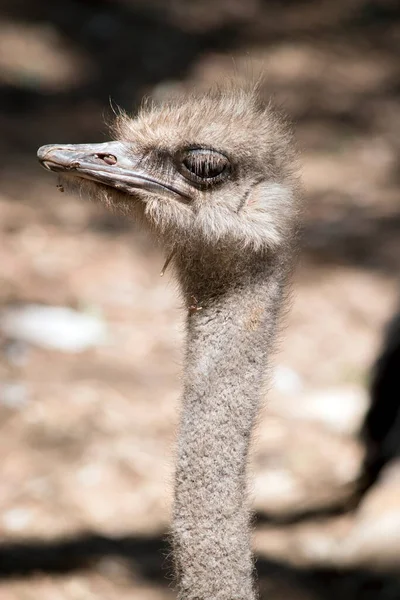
[37,84,300,599]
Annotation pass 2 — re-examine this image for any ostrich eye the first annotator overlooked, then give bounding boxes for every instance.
[181,149,229,182]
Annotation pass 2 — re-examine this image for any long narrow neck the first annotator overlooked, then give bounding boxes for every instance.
[172,249,288,600]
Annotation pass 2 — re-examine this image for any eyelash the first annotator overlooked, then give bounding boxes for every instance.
[179,148,230,183]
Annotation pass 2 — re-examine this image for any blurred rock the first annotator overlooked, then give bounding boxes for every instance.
[253,417,365,517]
[273,365,304,395]
[268,385,369,436]
[2,339,30,366]
[255,460,400,571]
[2,508,32,532]
[340,459,400,568]
[0,19,89,91]
[0,382,29,409]
[0,304,107,353]
[254,515,350,568]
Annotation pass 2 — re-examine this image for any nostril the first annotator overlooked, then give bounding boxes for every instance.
[95,153,117,166]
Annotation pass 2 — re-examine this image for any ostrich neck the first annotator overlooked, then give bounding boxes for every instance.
[172,248,288,600]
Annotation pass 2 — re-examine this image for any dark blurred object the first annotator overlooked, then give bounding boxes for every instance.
[364,310,400,485]
[118,0,260,32]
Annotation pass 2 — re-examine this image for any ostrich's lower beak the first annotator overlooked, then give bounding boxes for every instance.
[37,142,187,200]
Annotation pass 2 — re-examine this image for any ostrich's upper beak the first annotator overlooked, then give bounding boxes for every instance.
[37,142,187,200]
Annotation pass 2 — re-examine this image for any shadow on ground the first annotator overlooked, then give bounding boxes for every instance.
[0,532,399,599]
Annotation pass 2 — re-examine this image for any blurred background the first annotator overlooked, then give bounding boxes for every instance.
[0,0,400,598]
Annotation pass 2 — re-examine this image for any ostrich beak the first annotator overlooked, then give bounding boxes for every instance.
[37,142,187,200]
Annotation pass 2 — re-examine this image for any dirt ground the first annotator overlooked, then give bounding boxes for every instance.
[0,1,400,598]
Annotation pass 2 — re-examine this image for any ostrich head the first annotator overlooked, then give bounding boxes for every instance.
[38,86,298,255]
